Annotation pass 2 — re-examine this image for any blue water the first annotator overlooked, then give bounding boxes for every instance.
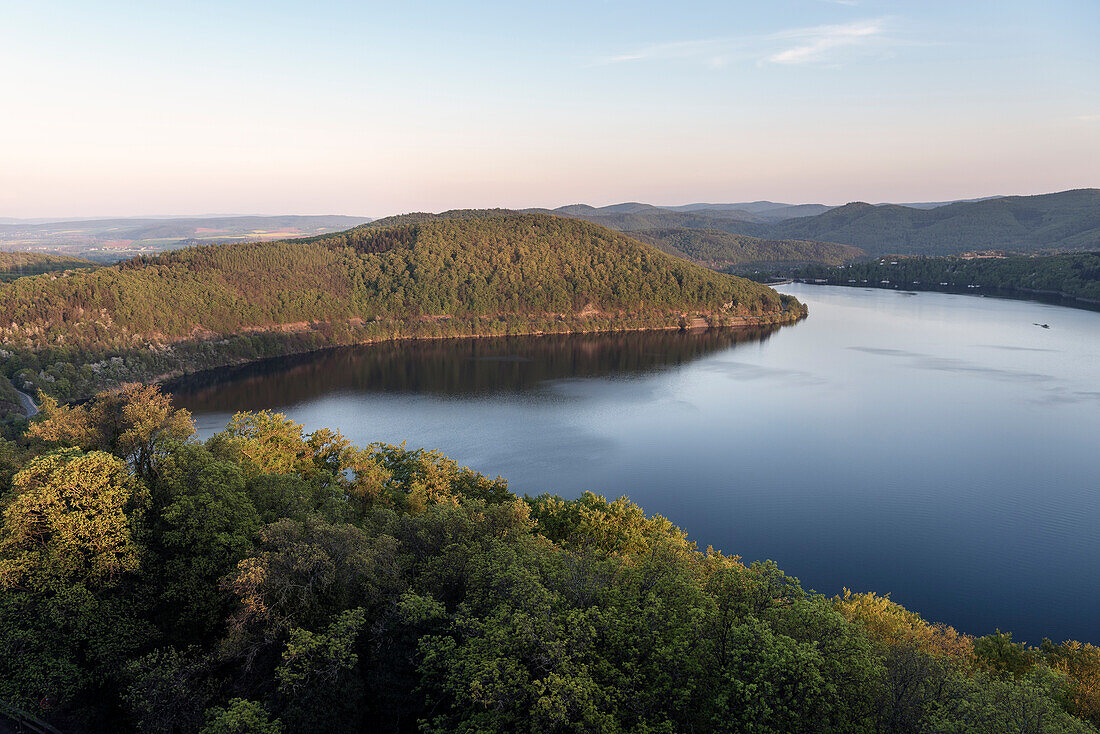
[171,285,1100,643]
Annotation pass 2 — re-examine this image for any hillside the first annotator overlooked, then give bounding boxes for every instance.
[632,228,865,270]
[0,212,802,407]
[768,189,1100,255]
[1,389,1097,733]
[532,190,1100,257]
[0,251,96,282]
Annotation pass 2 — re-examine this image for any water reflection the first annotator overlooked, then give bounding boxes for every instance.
[169,326,780,412]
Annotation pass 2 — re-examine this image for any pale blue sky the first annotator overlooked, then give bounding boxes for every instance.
[1,0,1096,216]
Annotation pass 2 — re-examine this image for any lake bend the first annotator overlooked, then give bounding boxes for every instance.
[170,284,1100,644]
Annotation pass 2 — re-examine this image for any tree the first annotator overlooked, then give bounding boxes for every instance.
[1,449,145,589]
[200,699,283,734]
[28,384,194,480]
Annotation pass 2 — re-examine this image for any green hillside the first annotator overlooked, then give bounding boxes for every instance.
[768,189,1100,255]
[632,228,865,269]
[0,212,802,406]
[539,190,1100,257]
[0,251,96,282]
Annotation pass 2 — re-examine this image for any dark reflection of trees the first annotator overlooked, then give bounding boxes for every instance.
[168,326,780,413]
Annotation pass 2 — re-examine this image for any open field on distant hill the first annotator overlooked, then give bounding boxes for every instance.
[0,215,373,260]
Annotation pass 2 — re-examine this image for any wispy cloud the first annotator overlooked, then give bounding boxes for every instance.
[1072,114,1100,122]
[766,20,885,65]
[594,18,895,69]
[593,40,722,67]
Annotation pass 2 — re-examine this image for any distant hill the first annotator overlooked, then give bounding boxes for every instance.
[631,228,865,270]
[0,251,96,282]
[536,190,1099,256]
[884,195,1004,210]
[525,205,774,234]
[0,214,373,260]
[768,189,1100,255]
[0,212,802,403]
[662,201,836,220]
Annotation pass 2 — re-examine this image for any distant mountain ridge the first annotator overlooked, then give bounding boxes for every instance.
[531,189,1099,256]
[767,189,1100,255]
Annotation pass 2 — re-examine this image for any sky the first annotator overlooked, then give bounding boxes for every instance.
[1,0,1097,218]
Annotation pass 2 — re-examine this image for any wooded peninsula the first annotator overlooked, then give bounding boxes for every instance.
[0,212,803,418]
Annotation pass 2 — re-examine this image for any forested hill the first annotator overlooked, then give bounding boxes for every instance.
[766,189,1100,256]
[536,189,1100,257]
[0,212,802,407]
[632,228,865,269]
[0,251,96,282]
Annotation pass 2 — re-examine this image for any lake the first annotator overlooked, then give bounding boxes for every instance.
[170,285,1100,643]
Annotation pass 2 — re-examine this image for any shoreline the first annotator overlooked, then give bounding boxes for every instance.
[784,280,1100,312]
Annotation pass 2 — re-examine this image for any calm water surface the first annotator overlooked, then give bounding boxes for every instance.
[171,285,1100,643]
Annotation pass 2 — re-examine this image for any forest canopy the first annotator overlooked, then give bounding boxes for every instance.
[0,385,1097,733]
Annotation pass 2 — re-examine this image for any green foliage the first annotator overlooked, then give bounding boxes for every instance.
[974,630,1037,678]
[0,388,1095,733]
[1043,640,1100,725]
[28,383,195,480]
[1,449,145,589]
[200,699,283,734]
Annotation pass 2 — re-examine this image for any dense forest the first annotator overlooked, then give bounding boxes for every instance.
[0,213,802,415]
[630,228,864,270]
[0,252,96,282]
[539,189,1100,257]
[781,252,1100,305]
[1,386,1098,733]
